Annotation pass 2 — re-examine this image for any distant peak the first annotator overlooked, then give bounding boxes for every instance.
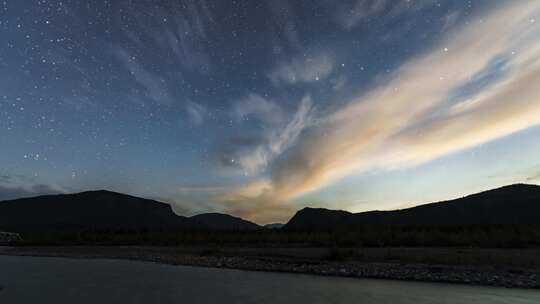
[467,183,540,196]
[75,190,144,199]
[502,183,539,188]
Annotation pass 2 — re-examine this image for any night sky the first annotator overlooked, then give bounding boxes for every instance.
[1,0,540,223]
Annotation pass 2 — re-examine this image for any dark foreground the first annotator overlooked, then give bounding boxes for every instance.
[1,246,539,289]
[1,255,539,304]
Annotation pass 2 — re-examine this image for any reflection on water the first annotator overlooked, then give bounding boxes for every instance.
[0,256,539,304]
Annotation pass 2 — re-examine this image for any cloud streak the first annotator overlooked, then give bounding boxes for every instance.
[185,100,206,125]
[223,94,313,176]
[113,47,172,105]
[338,0,388,29]
[269,54,334,85]
[0,175,64,201]
[527,171,540,182]
[337,0,436,29]
[122,0,214,74]
[222,2,540,223]
[269,0,301,48]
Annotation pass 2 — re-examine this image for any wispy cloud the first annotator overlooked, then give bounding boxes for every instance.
[223,2,540,222]
[0,175,63,201]
[185,100,206,126]
[269,53,334,85]
[232,93,285,126]
[177,184,228,194]
[331,75,348,91]
[338,0,388,29]
[62,95,96,112]
[220,94,313,176]
[122,0,214,74]
[387,0,436,17]
[267,0,301,50]
[113,46,171,105]
[268,96,313,158]
[337,0,436,29]
[527,171,540,182]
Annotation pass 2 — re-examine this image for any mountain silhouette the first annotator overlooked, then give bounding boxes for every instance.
[2,184,539,235]
[285,184,540,230]
[0,190,259,233]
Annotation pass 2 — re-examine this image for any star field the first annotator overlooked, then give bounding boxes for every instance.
[1,0,540,223]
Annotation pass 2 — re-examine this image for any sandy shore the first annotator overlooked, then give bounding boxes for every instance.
[1,246,539,289]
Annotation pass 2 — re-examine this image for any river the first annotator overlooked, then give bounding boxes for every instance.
[0,256,538,303]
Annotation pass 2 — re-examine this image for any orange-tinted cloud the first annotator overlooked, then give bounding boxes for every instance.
[219,2,540,223]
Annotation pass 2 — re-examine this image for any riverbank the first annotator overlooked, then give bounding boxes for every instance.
[1,246,539,289]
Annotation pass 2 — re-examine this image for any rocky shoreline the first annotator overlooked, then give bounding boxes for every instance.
[1,246,539,289]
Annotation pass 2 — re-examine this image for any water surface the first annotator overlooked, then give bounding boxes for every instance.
[0,256,538,304]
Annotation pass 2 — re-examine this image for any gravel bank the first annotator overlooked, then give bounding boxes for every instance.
[1,246,539,289]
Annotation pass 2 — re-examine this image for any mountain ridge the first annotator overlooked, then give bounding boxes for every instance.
[0,190,260,233]
[1,183,539,234]
[285,183,540,230]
